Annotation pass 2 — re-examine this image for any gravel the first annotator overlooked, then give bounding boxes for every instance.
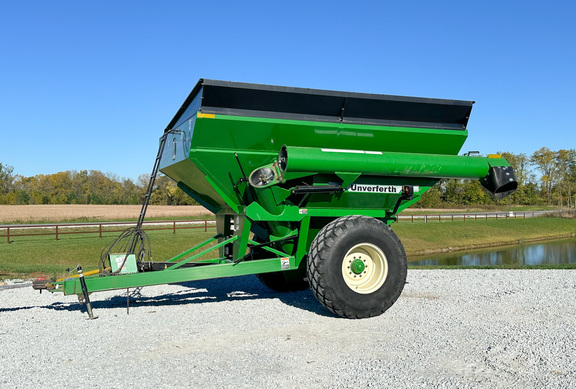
[1,270,575,388]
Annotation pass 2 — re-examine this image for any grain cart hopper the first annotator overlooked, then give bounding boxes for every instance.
[34,80,517,319]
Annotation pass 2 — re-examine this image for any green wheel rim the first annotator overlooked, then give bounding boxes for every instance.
[341,243,388,294]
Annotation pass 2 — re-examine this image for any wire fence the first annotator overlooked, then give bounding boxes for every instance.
[0,220,216,244]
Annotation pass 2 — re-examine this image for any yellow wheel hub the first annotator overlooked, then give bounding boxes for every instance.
[341,243,388,294]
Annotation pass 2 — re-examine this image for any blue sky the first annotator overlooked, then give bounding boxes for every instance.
[1,1,574,181]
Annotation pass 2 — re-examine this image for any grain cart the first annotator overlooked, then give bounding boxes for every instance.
[34,80,517,319]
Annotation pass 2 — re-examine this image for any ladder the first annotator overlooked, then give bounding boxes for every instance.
[128,132,169,253]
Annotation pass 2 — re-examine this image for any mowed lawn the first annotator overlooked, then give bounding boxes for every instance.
[0,228,216,278]
[0,205,217,277]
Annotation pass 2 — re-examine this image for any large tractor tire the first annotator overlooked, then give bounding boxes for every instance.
[307,215,407,319]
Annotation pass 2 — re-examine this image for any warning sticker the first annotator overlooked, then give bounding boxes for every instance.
[280,257,290,270]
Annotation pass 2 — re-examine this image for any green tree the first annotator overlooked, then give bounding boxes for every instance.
[49,171,73,204]
[416,183,443,208]
[531,147,559,204]
[556,149,576,207]
[498,151,538,205]
[570,151,576,207]
[120,178,139,204]
[461,180,489,205]
[443,179,464,205]
[0,162,15,194]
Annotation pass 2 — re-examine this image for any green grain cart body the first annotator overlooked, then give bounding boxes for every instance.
[46,80,517,319]
[160,80,472,216]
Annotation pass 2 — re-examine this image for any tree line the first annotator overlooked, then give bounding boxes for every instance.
[417,147,576,208]
[0,166,196,206]
[1,146,575,207]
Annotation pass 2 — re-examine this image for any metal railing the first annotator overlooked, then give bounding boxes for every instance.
[396,211,540,223]
[0,220,216,244]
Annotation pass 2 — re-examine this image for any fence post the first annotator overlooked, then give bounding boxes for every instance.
[55,225,59,240]
[173,221,176,234]
[204,220,207,232]
[7,227,10,244]
[99,224,102,238]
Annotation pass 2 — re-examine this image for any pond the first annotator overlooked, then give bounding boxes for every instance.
[408,237,576,267]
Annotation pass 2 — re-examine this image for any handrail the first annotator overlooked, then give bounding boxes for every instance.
[396,211,543,223]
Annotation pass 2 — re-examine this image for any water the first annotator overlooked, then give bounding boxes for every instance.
[408,237,576,267]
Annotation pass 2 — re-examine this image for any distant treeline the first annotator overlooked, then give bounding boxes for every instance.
[417,148,576,208]
[0,167,196,206]
[1,147,575,207]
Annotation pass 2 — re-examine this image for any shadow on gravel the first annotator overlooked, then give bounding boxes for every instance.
[26,275,335,318]
[1,306,37,313]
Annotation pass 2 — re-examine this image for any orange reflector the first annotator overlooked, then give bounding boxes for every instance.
[197,113,215,119]
[488,154,502,159]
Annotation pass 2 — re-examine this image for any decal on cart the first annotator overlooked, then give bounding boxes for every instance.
[347,184,419,193]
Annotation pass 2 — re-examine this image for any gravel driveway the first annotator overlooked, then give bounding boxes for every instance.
[1,270,575,388]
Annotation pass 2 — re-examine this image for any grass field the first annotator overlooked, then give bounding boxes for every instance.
[1,215,575,278]
[0,205,213,224]
[392,217,576,255]
[0,228,217,278]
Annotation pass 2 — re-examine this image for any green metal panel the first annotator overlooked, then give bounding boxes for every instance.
[160,113,469,212]
[191,114,468,156]
[159,157,223,211]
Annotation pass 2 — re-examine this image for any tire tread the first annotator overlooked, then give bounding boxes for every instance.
[307,215,407,319]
